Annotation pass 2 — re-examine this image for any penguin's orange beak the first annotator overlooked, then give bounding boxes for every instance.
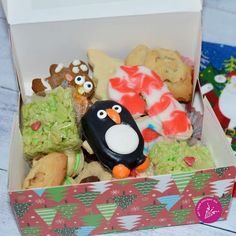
[106,108,121,124]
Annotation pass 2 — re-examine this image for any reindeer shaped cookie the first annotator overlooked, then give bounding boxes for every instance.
[32,60,95,119]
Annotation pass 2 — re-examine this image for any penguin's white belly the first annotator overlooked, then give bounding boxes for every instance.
[105,124,139,154]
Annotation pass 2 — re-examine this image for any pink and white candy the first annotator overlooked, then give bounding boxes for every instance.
[108,65,193,141]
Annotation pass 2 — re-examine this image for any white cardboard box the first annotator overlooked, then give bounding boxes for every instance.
[4,0,236,235]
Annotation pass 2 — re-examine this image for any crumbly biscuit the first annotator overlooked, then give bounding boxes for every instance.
[144,49,187,83]
[23,152,67,189]
[87,49,124,100]
[165,67,193,102]
[125,45,193,102]
[125,44,149,66]
[75,161,112,183]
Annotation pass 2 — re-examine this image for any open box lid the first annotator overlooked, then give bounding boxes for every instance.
[2,0,202,25]
[4,0,202,103]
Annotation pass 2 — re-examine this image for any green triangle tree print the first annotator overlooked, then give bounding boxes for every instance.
[116,179,130,186]
[219,193,232,208]
[215,167,229,177]
[112,192,137,209]
[74,191,100,207]
[56,204,77,220]
[22,227,40,236]
[54,225,79,236]
[81,213,103,227]
[134,178,159,196]
[192,172,211,191]
[192,195,214,205]
[140,225,159,231]
[171,209,191,224]
[96,203,118,221]
[143,203,166,218]
[35,207,57,226]
[13,202,31,218]
[46,186,66,202]
[172,172,194,193]
[103,228,123,234]
[223,56,236,73]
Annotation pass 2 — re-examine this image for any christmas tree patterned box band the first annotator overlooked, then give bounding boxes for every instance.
[9,166,236,235]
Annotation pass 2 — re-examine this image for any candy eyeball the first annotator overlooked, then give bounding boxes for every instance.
[74,75,85,85]
[83,81,93,93]
[97,110,107,119]
[112,105,122,113]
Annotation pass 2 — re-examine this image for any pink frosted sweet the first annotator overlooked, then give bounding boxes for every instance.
[108,65,193,142]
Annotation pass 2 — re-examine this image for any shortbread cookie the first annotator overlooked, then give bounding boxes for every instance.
[87,49,124,100]
[75,161,112,183]
[125,44,149,66]
[23,152,67,189]
[125,45,193,102]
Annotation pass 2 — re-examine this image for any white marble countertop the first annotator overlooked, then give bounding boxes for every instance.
[0,0,236,235]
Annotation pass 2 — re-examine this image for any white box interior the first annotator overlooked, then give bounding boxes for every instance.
[6,0,236,192]
[10,11,202,101]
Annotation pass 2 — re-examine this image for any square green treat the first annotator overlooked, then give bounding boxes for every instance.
[21,87,81,160]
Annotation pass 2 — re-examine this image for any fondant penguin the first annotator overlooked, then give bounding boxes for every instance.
[81,100,150,178]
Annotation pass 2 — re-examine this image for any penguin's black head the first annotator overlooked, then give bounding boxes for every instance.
[81,100,141,142]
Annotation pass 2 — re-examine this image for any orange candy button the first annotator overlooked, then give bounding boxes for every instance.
[136,157,150,172]
[112,164,130,179]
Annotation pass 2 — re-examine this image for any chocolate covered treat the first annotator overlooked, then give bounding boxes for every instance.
[81,100,150,179]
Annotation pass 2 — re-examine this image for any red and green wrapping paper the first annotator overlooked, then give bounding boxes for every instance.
[9,166,235,236]
[199,41,236,197]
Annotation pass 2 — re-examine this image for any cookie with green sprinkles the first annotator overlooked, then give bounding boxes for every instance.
[21,87,82,160]
[149,140,215,175]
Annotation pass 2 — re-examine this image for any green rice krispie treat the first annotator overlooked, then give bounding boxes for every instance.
[22,87,82,160]
[149,140,214,175]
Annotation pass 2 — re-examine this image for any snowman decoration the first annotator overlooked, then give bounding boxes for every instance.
[201,74,236,147]
[219,75,236,142]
